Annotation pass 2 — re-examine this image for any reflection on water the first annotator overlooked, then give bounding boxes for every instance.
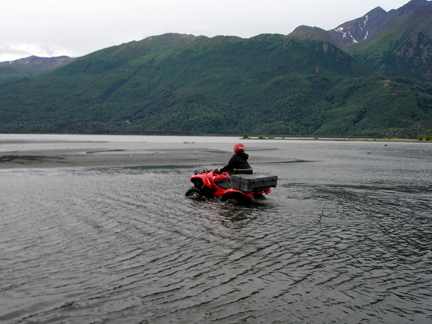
[0,136,431,323]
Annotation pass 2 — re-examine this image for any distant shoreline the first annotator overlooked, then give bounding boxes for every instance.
[244,137,431,143]
[1,133,431,142]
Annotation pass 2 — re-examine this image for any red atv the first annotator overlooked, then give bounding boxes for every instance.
[185,169,277,202]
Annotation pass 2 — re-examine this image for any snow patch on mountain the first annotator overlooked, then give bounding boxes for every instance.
[348,31,358,43]
[334,26,348,39]
[363,15,369,27]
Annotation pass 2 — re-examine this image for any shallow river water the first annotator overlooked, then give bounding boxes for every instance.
[1,135,431,323]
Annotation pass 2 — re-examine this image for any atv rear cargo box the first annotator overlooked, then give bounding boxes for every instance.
[230,173,278,192]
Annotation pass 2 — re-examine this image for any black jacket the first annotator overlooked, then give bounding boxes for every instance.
[220,151,253,174]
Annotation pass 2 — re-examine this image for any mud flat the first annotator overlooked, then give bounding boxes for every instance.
[0,148,285,169]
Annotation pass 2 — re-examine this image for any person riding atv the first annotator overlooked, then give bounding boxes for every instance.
[215,143,253,175]
[186,143,277,202]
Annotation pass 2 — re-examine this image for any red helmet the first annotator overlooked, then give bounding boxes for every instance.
[234,143,245,153]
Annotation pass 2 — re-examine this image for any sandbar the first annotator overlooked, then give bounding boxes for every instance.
[0,147,286,169]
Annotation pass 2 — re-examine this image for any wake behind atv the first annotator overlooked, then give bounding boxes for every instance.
[185,169,277,202]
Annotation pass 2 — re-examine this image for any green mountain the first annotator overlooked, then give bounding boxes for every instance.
[349,2,432,81]
[0,56,76,83]
[290,0,432,82]
[1,33,431,137]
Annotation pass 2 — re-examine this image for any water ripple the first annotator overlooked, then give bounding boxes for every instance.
[1,145,432,323]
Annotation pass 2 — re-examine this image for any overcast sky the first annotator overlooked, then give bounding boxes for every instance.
[1,0,411,62]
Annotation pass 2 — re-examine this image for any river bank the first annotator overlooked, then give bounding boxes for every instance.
[1,134,430,169]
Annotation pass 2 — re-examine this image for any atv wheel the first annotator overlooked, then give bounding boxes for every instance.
[185,187,204,200]
[253,192,266,200]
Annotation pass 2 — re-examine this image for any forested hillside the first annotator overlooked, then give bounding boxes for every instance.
[1,33,431,137]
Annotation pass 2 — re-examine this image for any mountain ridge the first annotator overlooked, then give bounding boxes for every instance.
[328,0,431,48]
[0,55,76,83]
[290,0,432,81]
[1,0,430,82]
